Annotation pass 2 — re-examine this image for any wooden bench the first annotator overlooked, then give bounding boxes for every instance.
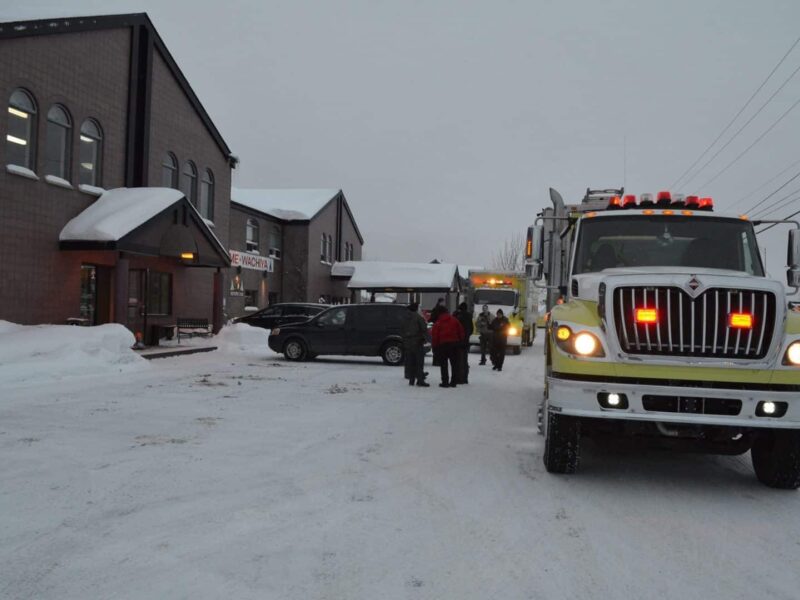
[176,318,212,343]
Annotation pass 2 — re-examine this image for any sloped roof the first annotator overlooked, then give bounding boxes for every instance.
[60,187,183,242]
[231,188,341,221]
[334,261,460,291]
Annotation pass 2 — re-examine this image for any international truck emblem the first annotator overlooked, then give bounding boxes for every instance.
[686,275,703,297]
[688,276,700,290]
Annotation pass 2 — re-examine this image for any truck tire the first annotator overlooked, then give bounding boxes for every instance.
[751,429,800,489]
[513,346,521,355]
[543,412,581,474]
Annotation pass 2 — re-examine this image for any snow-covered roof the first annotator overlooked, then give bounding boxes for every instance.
[231,188,340,221]
[336,261,460,291]
[458,265,485,277]
[60,187,184,242]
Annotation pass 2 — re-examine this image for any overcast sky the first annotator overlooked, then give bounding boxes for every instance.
[7,1,800,274]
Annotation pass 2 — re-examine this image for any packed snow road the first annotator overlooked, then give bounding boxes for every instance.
[2,336,800,599]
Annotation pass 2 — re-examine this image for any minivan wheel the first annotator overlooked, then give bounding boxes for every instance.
[283,339,307,361]
[381,341,404,366]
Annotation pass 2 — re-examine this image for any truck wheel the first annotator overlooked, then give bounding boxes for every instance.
[751,429,800,489]
[381,341,404,366]
[513,346,521,355]
[543,412,581,474]
[283,339,307,362]
[528,328,535,346]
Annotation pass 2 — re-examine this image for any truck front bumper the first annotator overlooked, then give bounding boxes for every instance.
[469,334,522,347]
[548,375,800,429]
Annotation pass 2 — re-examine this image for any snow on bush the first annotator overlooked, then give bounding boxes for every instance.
[214,323,270,354]
[0,321,147,386]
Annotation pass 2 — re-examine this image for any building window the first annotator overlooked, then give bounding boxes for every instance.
[269,224,282,259]
[244,289,258,307]
[327,234,333,263]
[230,273,243,295]
[146,271,172,316]
[78,119,102,186]
[199,168,214,220]
[320,233,326,262]
[162,152,178,188]
[246,218,259,253]
[181,160,197,205]
[7,88,36,170]
[44,104,71,180]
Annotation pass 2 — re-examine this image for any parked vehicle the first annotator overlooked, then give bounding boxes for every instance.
[234,303,327,330]
[268,303,418,365]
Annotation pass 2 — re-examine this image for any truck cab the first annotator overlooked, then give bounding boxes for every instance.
[531,189,800,488]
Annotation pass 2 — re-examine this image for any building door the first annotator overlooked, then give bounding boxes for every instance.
[127,269,148,337]
[79,265,97,325]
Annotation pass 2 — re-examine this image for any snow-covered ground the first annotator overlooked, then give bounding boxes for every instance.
[2,326,800,599]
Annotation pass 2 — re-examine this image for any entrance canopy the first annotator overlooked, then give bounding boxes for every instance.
[59,187,230,267]
[332,261,461,293]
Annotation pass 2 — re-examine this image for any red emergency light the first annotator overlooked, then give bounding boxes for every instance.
[607,195,622,209]
[728,313,753,329]
[622,194,637,208]
[656,191,672,206]
[635,308,658,324]
[698,197,714,211]
[685,195,700,209]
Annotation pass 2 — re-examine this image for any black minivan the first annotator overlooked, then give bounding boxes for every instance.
[234,303,327,330]
[268,304,413,365]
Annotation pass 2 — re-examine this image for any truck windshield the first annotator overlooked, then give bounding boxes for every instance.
[474,289,517,306]
[573,216,764,276]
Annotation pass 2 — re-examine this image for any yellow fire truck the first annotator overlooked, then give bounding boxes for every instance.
[530,188,800,488]
[467,270,536,353]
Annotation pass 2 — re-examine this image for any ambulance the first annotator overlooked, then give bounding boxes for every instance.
[530,188,800,488]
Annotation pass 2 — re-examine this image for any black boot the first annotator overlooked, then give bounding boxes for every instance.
[417,381,430,387]
[409,378,415,386]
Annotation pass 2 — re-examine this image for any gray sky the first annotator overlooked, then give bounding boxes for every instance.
[8,1,800,273]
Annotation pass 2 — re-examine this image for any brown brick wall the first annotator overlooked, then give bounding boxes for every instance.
[0,28,131,324]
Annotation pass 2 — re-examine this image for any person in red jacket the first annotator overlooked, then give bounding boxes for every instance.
[431,307,465,388]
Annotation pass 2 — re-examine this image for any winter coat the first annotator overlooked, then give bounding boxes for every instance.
[429,303,447,323]
[453,309,474,341]
[476,312,493,336]
[431,313,465,347]
[490,316,510,342]
[402,311,428,347]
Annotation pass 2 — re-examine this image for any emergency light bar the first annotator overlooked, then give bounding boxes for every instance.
[600,191,713,212]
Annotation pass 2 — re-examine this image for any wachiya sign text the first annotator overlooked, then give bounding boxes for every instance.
[229,250,274,272]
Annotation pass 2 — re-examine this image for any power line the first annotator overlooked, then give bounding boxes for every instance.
[696,95,800,190]
[751,187,800,220]
[728,157,800,210]
[741,168,800,215]
[679,61,800,190]
[670,34,800,190]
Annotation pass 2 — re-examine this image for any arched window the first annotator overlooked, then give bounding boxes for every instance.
[246,218,259,253]
[199,168,214,220]
[181,160,197,204]
[161,152,178,188]
[78,119,102,186]
[44,104,71,179]
[269,224,282,259]
[7,88,36,170]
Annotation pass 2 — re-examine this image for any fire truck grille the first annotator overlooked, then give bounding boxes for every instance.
[612,286,776,359]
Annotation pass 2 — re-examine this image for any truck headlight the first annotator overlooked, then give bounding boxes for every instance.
[553,325,604,357]
[783,341,800,365]
[508,326,519,336]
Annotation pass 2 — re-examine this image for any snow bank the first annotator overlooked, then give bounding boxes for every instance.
[0,321,147,386]
[214,323,271,354]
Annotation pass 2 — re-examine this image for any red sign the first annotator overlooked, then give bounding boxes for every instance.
[230,250,273,272]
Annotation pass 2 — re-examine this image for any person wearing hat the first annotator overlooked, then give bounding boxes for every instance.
[489,308,510,371]
[402,302,430,387]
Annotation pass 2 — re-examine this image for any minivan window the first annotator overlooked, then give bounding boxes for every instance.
[357,306,386,328]
[318,307,348,326]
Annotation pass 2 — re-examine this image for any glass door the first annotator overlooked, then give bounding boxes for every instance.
[79,265,97,325]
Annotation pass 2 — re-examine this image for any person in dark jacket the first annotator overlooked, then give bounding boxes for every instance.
[475,304,493,365]
[431,307,465,387]
[429,298,447,323]
[490,309,510,371]
[402,303,430,387]
[453,302,474,384]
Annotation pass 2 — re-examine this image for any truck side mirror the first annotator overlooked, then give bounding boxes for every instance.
[528,225,544,280]
[788,229,800,289]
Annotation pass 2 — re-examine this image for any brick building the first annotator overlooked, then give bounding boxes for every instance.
[0,14,236,338]
[229,189,363,315]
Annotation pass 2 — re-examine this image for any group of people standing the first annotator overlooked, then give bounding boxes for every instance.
[402,298,510,389]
